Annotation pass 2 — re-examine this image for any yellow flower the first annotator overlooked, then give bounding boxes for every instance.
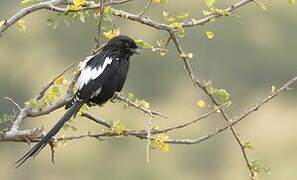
[54,75,64,85]
[197,99,206,108]
[139,100,150,109]
[111,120,127,135]
[78,104,90,114]
[68,0,85,10]
[103,28,120,39]
[155,133,170,152]
[206,31,214,40]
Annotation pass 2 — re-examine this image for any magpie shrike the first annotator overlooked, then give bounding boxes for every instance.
[16,35,140,168]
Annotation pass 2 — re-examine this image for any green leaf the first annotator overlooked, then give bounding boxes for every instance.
[104,6,113,18]
[250,159,271,174]
[127,93,135,101]
[243,141,254,150]
[214,89,230,103]
[25,98,40,109]
[135,39,152,49]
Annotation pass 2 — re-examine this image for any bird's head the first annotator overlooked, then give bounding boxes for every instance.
[103,35,140,57]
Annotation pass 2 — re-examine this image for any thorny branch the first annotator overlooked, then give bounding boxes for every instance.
[0,0,295,179]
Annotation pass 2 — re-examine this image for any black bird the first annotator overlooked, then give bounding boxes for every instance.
[16,35,140,168]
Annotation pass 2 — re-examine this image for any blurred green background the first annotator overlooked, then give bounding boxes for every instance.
[1,0,297,179]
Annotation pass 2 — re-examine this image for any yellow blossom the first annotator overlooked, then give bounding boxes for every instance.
[206,31,214,40]
[111,120,127,135]
[197,99,206,108]
[103,28,120,39]
[155,133,170,152]
[54,75,64,85]
[68,0,85,10]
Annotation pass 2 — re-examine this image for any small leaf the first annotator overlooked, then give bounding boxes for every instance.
[155,133,170,152]
[135,39,152,49]
[127,92,135,101]
[68,0,85,10]
[271,85,276,94]
[47,18,59,29]
[180,51,193,58]
[187,53,193,58]
[214,89,230,103]
[206,31,214,40]
[243,141,254,150]
[139,100,150,109]
[0,20,5,27]
[111,120,127,135]
[260,4,267,11]
[79,12,85,23]
[196,100,206,108]
[288,0,295,4]
[162,11,169,17]
[79,104,90,114]
[103,28,120,39]
[17,20,26,33]
[250,159,271,174]
[54,75,64,85]
[104,6,113,18]
[203,10,212,16]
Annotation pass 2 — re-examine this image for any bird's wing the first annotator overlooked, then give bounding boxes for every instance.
[75,53,115,101]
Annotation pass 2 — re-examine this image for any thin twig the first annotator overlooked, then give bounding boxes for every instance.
[4,97,22,111]
[35,62,76,100]
[92,0,106,54]
[137,0,152,17]
[114,92,167,119]
[146,112,153,163]
[81,111,111,129]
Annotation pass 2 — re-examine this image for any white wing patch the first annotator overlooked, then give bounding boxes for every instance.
[79,55,94,71]
[77,57,113,89]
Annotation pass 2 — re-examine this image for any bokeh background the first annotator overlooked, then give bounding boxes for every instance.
[1,0,297,179]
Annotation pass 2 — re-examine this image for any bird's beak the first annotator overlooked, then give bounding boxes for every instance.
[132,48,141,54]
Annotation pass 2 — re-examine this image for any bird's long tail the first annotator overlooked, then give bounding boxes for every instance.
[15,102,83,168]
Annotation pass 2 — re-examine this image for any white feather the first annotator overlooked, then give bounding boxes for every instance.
[77,57,113,89]
[79,55,94,70]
